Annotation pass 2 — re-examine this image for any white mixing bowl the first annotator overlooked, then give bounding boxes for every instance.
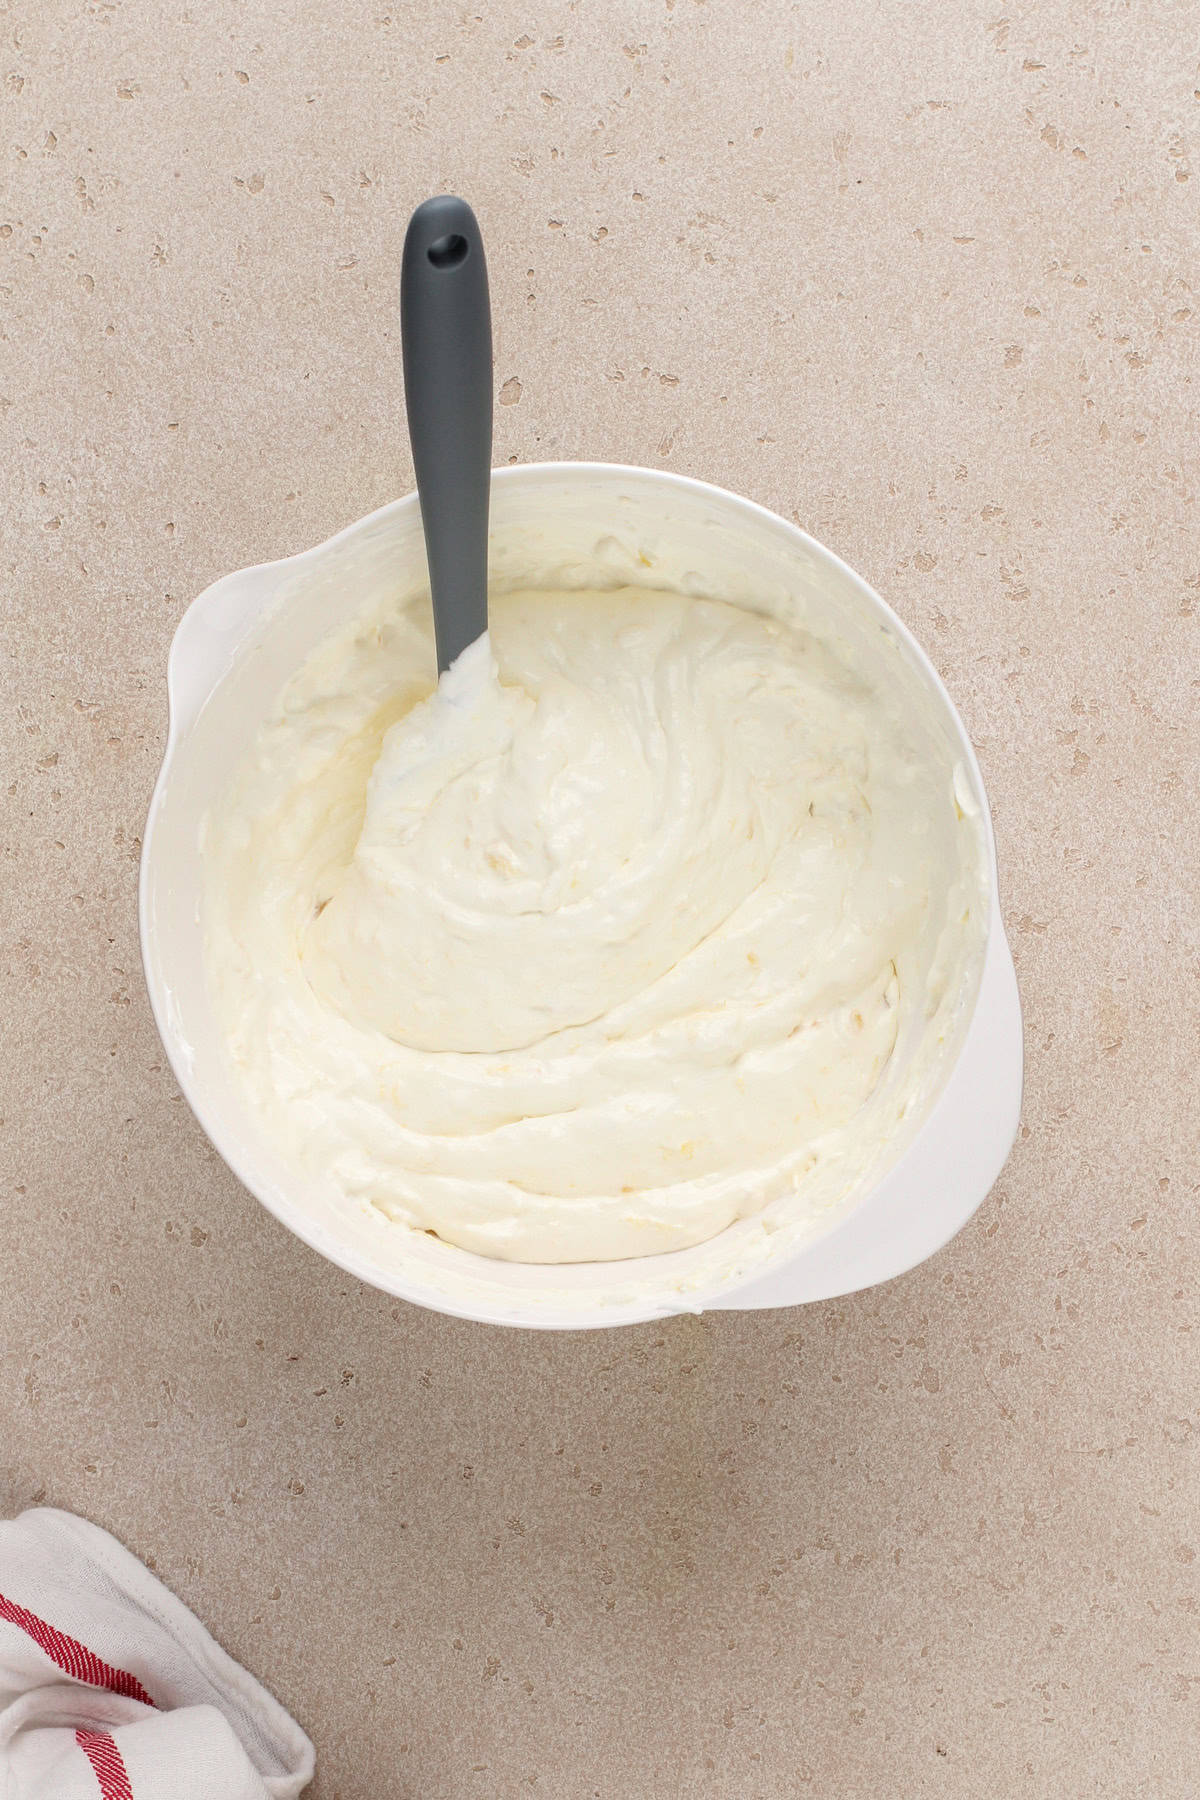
[139,464,1022,1329]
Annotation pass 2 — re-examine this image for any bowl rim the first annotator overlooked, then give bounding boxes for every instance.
[140,460,1012,1328]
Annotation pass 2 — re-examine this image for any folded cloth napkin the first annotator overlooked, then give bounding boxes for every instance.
[0,1508,313,1799]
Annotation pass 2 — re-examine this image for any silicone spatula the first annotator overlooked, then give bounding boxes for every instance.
[400,195,494,676]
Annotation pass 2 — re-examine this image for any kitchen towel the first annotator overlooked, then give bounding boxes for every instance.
[0,1507,313,1798]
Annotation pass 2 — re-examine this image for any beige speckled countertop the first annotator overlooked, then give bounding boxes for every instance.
[2,3,1197,1794]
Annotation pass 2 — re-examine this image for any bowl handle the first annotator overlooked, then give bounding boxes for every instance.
[707,924,1024,1313]
[164,563,278,744]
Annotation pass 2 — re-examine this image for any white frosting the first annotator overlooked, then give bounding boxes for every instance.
[203,582,985,1265]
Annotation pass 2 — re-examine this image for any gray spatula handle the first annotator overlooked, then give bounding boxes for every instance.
[401,195,494,675]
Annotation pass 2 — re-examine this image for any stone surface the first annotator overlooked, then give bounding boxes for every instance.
[2,2,1197,1795]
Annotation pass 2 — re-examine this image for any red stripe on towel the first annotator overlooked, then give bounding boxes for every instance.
[76,1727,136,1800]
[0,1589,155,1707]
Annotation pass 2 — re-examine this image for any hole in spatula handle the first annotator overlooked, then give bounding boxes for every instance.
[427,233,469,269]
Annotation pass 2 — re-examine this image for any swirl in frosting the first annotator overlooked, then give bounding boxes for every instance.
[203,584,981,1263]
